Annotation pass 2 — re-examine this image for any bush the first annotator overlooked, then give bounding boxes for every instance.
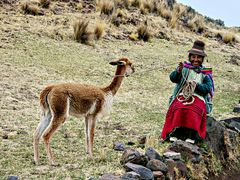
[20,1,40,15]
[98,0,115,16]
[73,19,93,44]
[137,21,151,42]
[222,32,236,44]
[187,15,205,33]
[39,0,50,8]
[94,22,105,40]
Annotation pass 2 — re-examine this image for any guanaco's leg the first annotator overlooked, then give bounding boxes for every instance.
[43,116,65,165]
[88,116,97,157]
[85,116,90,154]
[33,111,52,165]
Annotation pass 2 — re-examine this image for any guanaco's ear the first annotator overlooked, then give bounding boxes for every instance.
[109,61,126,66]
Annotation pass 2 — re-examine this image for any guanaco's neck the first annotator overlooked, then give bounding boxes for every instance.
[103,65,126,96]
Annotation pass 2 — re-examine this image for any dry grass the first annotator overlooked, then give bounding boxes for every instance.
[76,3,83,11]
[129,32,138,41]
[39,0,50,8]
[20,1,41,15]
[137,21,152,41]
[169,12,178,28]
[156,2,172,21]
[73,19,93,44]
[222,32,236,44]
[97,0,115,16]
[94,22,105,40]
[187,15,205,33]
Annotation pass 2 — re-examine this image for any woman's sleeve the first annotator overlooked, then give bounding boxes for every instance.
[169,70,182,83]
[195,75,212,95]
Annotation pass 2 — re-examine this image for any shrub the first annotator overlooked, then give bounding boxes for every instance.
[73,19,93,44]
[137,21,151,42]
[188,15,205,33]
[94,22,105,40]
[222,32,236,44]
[129,33,138,41]
[20,1,40,15]
[39,0,50,8]
[156,2,172,21]
[169,12,177,28]
[98,0,115,16]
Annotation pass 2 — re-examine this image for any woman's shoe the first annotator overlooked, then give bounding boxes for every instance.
[185,138,195,144]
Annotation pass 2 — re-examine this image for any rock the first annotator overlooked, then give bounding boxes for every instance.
[206,116,240,168]
[233,104,240,113]
[99,173,120,180]
[146,159,168,174]
[127,141,135,146]
[145,147,164,161]
[138,136,146,144]
[124,163,154,180]
[88,178,97,180]
[221,117,240,133]
[7,176,18,180]
[165,159,188,179]
[113,142,126,151]
[163,151,181,160]
[121,148,148,166]
[191,155,202,164]
[228,55,240,66]
[152,171,165,180]
[120,171,140,180]
[2,133,8,139]
[168,140,201,160]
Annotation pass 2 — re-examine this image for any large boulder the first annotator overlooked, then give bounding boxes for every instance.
[206,116,240,169]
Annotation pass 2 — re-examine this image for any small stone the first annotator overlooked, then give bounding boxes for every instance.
[138,136,146,144]
[7,176,18,180]
[121,171,140,180]
[146,159,168,174]
[113,142,125,151]
[233,104,240,113]
[145,147,164,161]
[99,173,120,180]
[127,141,135,146]
[163,151,181,160]
[153,171,165,180]
[2,134,8,139]
[124,163,154,180]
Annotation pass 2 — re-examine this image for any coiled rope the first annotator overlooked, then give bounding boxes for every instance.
[177,70,197,105]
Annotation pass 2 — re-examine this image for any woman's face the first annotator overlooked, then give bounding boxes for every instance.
[190,54,203,66]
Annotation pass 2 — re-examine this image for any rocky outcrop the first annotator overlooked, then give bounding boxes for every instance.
[96,116,239,180]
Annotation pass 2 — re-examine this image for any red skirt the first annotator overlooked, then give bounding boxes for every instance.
[161,95,207,140]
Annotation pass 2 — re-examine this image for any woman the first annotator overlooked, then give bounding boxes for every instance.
[161,40,214,143]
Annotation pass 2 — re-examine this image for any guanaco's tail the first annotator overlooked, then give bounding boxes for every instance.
[40,85,54,111]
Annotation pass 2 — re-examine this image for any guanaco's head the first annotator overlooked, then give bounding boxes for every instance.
[109,58,135,77]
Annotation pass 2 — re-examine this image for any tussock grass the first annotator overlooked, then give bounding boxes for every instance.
[98,0,115,15]
[73,19,93,44]
[39,0,50,8]
[20,1,41,15]
[129,32,138,41]
[76,2,83,11]
[169,12,178,28]
[156,2,172,21]
[137,21,152,42]
[94,22,105,40]
[187,15,205,33]
[222,32,236,44]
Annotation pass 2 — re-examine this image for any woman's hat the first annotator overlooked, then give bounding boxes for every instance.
[188,40,207,57]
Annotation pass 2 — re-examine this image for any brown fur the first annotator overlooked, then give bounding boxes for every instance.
[33,58,134,165]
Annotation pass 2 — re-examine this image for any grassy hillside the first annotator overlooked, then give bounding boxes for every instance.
[0,0,239,179]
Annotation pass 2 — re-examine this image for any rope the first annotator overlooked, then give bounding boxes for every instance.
[177,70,197,105]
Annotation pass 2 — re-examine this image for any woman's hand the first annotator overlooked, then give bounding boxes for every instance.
[177,62,183,73]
